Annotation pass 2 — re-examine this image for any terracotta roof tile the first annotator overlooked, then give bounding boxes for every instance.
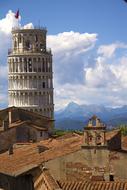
[42,169,60,189]
[0,133,83,176]
[0,120,48,133]
[0,106,53,121]
[0,131,125,177]
[122,136,127,150]
[58,181,127,190]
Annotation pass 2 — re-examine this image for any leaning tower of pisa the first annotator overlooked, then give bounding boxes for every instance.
[8,27,54,118]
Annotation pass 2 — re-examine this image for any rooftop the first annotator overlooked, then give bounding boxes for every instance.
[0,106,53,121]
[0,133,83,176]
[58,181,127,190]
[0,130,125,177]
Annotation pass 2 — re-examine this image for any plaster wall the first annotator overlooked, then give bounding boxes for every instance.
[46,149,127,181]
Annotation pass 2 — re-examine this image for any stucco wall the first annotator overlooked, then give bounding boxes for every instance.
[45,148,127,181]
[0,128,16,152]
[36,131,49,141]
[0,125,49,152]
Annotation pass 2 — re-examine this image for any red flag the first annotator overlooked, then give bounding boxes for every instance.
[15,10,19,19]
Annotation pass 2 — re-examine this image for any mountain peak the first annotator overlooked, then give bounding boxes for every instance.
[55,103,127,130]
[67,102,79,108]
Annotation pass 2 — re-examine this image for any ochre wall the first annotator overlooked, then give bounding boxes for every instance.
[0,127,16,152]
[46,149,127,181]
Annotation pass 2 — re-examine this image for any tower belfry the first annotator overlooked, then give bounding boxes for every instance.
[8,26,54,118]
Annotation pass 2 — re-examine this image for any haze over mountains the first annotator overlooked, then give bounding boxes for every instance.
[55,102,127,130]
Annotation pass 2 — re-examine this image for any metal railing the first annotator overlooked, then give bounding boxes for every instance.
[12,26,47,31]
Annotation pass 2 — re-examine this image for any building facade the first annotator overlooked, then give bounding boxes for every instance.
[83,115,107,147]
[8,27,54,118]
[0,131,126,190]
[0,107,53,152]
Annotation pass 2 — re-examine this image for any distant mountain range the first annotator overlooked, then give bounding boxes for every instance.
[54,102,127,130]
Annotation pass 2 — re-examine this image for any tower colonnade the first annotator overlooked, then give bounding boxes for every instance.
[8,27,54,118]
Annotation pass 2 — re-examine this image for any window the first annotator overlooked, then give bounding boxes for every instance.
[24,58,27,72]
[96,135,101,141]
[33,77,37,88]
[19,34,22,43]
[40,43,45,52]
[33,58,36,62]
[42,61,45,72]
[38,60,41,72]
[48,61,50,72]
[46,58,48,72]
[110,175,114,181]
[42,82,45,88]
[14,41,17,48]
[88,136,92,142]
[28,58,32,72]
[40,131,43,137]
[35,34,38,42]
[26,40,31,50]
[97,136,101,140]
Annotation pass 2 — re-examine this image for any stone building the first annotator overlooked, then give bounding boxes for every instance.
[8,26,54,118]
[0,107,54,152]
[83,115,121,151]
[0,116,125,190]
[0,132,126,190]
[83,115,107,147]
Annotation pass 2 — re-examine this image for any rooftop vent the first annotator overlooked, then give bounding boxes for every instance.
[37,145,48,154]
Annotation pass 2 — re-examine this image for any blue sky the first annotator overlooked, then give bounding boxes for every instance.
[1,0,127,110]
[0,0,127,40]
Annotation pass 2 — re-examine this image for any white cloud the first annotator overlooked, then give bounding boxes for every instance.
[98,42,127,58]
[54,41,127,109]
[23,23,34,29]
[0,10,21,63]
[85,58,117,88]
[110,56,127,88]
[47,31,97,85]
[48,31,97,55]
[0,10,21,34]
[85,43,127,89]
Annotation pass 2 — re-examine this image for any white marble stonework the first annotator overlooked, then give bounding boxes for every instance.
[8,27,54,118]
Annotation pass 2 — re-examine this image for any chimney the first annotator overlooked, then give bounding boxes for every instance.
[9,110,12,124]
[37,145,48,153]
[109,174,114,181]
[8,145,13,155]
[37,145,44,153]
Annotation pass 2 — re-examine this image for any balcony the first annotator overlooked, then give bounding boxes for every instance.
[8,48,51,55]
